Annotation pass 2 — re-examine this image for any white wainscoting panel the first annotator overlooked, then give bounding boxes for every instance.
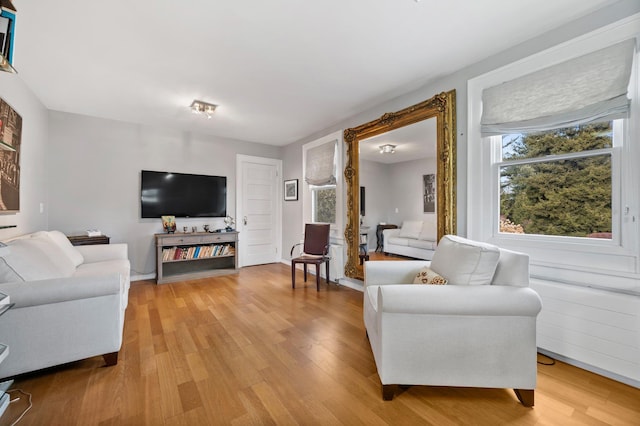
[531,278,640,386]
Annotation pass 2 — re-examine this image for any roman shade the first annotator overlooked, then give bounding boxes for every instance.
[481,39,636,136]
[305,141,336,186]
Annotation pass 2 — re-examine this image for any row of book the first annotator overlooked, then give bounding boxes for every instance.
[162,244,235,261]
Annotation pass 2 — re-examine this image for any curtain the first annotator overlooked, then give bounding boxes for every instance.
[481,39,636,136]
[305,141,336,186]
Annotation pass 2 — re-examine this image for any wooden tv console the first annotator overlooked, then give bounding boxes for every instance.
[155,231,238,284]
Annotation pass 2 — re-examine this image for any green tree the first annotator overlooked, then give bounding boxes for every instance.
[315,187,336,223]
[500,122,612,237]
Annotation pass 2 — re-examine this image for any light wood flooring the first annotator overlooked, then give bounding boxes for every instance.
[2,263,639,425]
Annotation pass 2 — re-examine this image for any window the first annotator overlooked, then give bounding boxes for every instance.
[498,120,619,239]
[302,131,343,232]
[467,25,639,289]
[311,185,336,223]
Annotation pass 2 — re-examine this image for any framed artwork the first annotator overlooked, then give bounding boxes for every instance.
[423,174,435,213]
[284,179,298,201]
[0,96,21,212]
[161,215,176,233]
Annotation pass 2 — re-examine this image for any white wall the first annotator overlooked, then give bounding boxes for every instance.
[388,157,436,225]
[47,111,280,279]
[0,73,48,237]
[359,159,390,249]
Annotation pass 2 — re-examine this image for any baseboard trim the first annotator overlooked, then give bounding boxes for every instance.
[538,348,640,389]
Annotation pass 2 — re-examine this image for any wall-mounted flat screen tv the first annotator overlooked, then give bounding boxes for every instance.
[141,170,227,218]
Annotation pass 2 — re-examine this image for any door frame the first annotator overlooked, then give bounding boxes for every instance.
[236,154,283,267]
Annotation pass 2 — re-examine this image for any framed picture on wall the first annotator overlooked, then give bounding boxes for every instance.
[423,174,435,213]
[284,179,298,201]
[0,96,21,212]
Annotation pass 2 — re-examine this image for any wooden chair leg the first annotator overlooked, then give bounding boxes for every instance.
[514,389,534,407]
[303,264,307,282]
[382,384,397,401]
[315,264,320,291]
[103,351,119,366]
[325,260,330,285]
[291,262,296,289]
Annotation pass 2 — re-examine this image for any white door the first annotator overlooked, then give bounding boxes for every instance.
[236,155,282,267]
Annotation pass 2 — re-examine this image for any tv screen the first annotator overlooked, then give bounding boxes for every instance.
[141,170,227,218]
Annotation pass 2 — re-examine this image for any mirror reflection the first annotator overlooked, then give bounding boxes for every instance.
[343,90,456,280]
[358,118,437,258]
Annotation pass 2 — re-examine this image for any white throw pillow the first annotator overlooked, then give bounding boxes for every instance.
[4,234,76,281]
[418,216,437,241]
[412,266,447,285]
[46,230,85,267]
[430,235,500,285]
[398,221,423,239]
[0,257,24,283]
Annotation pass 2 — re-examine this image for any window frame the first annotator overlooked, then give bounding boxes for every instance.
[302,131,344,235]
[467,15,640,289]
[310,183,337,224]
[490,120,623,246]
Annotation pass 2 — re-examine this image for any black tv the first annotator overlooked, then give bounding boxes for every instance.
[141,170,227,218]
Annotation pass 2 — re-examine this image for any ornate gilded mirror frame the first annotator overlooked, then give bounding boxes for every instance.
[343,90,457,280]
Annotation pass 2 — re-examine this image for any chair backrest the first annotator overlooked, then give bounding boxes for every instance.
[303,224,330,256]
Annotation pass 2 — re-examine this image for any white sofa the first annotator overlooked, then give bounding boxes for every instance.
[364,235,542,405]
[382,218,437,260]
[0,230,130,378]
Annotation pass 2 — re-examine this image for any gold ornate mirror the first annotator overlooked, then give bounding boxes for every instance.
[343,90,457,280]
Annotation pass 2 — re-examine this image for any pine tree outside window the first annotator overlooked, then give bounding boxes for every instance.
[498,121,618,239]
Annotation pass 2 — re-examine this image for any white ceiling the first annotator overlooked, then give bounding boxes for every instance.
[13,0,614,146]
[360,117,436,164]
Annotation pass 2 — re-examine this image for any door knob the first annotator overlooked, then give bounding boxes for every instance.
[243,216,248,225]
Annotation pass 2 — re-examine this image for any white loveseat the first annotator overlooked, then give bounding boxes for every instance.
[382,217,437,259]
[364,235,542,405]
[0,231,130,378]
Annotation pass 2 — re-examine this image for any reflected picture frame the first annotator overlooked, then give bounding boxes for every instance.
[284,179,298,201]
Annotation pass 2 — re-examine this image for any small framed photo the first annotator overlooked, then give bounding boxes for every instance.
[284,179,298,201]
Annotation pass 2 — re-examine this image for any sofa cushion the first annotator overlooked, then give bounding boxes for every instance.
[387,236,410,247]
[418,217,437,241]
[412,266,447,285]
[3,234,76,281]
[398,221,423,239]
[408,239,437,250]
[430,235,500,285]
[75,259,130,279]
[46,231,85,267]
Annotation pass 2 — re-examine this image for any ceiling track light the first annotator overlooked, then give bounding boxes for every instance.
[379,144,396,154]
[190,100,218,118]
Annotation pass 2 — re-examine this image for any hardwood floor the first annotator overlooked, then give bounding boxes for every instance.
[2,263,639,425]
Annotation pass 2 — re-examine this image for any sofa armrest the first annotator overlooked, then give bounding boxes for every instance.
[0,274,122,309]
[76,243,128,263]
[364,260,431,288]
[378,285,542,317]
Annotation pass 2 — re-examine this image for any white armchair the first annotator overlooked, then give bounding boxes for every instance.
[363,235,542,406]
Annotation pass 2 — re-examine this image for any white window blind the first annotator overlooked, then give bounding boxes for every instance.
[305,141,336,186]
[481,39,635,136]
